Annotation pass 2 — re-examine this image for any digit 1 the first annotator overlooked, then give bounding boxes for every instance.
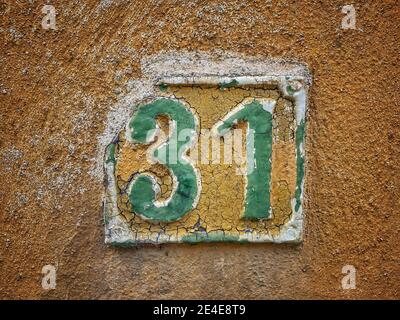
[214,98,276,220]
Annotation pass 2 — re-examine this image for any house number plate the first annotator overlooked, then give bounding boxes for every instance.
[104,74,309,244]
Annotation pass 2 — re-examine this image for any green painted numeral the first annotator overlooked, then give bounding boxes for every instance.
[215,98,275,220]
[127,98,199,222]
[127,97,275,222]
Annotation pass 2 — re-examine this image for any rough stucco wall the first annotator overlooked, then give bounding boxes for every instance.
[0,0,399,299]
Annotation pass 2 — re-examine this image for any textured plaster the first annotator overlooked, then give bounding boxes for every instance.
[0,0,398,299]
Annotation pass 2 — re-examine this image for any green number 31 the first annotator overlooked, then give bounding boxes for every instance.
[127,97,274,223]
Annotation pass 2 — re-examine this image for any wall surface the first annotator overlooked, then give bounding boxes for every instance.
[0,0,399,299]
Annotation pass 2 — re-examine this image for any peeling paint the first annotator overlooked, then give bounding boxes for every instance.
[219,79,239,90]
[103,53,310,244]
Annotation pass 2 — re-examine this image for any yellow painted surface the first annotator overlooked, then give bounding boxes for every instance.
[114,85,297,241]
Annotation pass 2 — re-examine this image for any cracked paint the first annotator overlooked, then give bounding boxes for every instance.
[105,78,308,244]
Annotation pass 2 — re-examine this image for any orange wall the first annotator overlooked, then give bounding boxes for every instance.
[0,0,398,299]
